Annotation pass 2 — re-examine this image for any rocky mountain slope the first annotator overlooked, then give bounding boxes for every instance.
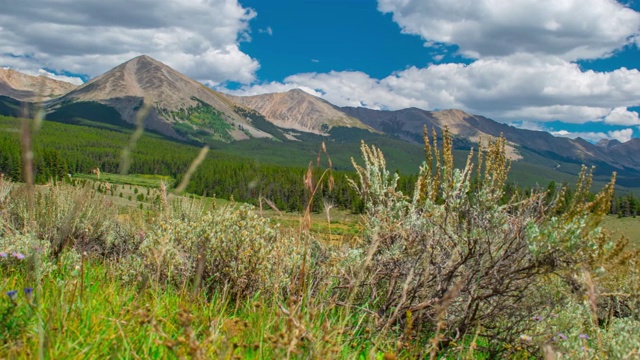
[48,55,272,142]
[340,106,640,178]
[0,67,77,101]
[228,89,369,135]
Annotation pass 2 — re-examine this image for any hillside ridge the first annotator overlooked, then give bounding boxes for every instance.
[0,67,78,101]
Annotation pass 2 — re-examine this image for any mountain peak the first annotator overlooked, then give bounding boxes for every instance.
[134,54,154,61]
[596,138,621,149]
[59,55,210,108]
[286,88,315,97]
[287,88,307,93]
[50,55,273,141]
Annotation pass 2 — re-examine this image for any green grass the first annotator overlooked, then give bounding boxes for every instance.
[73,173,174,188]
[0,253,391,359]
[601,215,640,247]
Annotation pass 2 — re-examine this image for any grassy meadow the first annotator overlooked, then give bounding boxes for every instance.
[601,215,640,248]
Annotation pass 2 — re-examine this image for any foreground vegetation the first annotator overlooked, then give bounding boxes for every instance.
[1,126,639,358]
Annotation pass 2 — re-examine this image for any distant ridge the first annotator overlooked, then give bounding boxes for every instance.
[228,88,370,134]
[0,67,77,101]
[340,105,640,179]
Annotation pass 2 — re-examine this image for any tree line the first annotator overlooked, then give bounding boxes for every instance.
[1,116,634,215]
[0,117,380,212]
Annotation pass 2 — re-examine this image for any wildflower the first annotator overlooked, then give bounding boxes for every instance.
[532,315,543,321]
[0,252,7,258]
[582,346,591,352]
[24,287,33,297]
[519,334,532,342]
[557,333,567,341]
[12,252,25,260]
[579,333,589,340]
[6,290,17,300]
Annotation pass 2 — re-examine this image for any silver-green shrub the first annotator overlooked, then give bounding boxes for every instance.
[0,179,115,276]
[129,202,302,298]
[341,127,627,356]
[529,298,640,358]
[0,179,121,260]
[6,181,118,259]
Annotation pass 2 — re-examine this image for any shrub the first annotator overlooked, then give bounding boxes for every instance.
[339,127,626,356]
[125,201,302,299]
[2,180,119,259]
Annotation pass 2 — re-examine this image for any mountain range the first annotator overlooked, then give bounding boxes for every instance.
[1,55,638,189]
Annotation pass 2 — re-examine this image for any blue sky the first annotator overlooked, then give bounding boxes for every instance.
[237,0,464,83]
[1,0,639,142]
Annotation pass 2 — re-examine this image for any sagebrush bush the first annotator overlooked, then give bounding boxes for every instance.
[527,297,640,359]
[125,201,303,299]
[5,181,119,259]
[340,127,634,356]
[0,178,128,273]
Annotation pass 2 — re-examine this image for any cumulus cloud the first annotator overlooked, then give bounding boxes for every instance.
[0,0,259,85]
[608,128,635,142]
[602,107,640,125]
[551,128,634,142]
[377,0,640,60]
[229,54,640,124]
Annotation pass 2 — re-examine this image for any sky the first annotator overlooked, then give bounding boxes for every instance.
[1,0,640,143]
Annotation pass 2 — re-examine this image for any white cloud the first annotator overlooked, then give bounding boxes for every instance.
[229,54,640,124]
[602,107,640,125]
[36,69,84,85]
[507,120,547,131]
[608,128,635,142]
[0,0,259,85]
[259,26,273,36]
[377,0,640,60]
[551,128,634,142]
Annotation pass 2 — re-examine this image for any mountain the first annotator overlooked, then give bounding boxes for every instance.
[227,89,370,135]
[340,106,640,179]
[596,139,622,149]
[0,67,77,101]
[47,55,274,142]
[0,55,637,188]
[607,138,640,170]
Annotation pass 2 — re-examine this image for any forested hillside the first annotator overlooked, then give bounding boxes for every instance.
[0,116,373,212]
